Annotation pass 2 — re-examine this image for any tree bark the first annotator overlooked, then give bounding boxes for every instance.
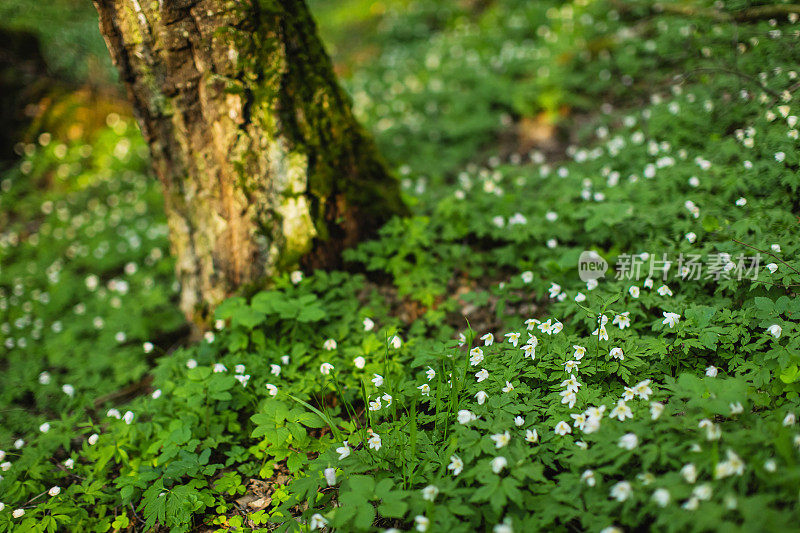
[93,0,406,324]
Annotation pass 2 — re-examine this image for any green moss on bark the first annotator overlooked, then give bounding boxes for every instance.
[95,0,407,326]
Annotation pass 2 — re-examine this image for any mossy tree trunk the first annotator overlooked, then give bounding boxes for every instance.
[93,0,406,324]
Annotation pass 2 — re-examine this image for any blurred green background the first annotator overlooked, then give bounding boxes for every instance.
[0,0,402,167]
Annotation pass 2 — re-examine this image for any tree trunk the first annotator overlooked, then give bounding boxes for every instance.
[93,0,406,325]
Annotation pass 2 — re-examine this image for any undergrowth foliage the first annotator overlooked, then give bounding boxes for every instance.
[2,0,800,532]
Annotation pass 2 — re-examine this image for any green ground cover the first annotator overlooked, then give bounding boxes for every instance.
[1,1,800,531]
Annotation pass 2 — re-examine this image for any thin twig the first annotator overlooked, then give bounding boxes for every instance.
[653,2,800,22]
[731,237,800,277]
[729,4,800,22]
[130,502,144,524]
[92,374,154,409]
[674,67,782,99]
[653,2,731,22]
[23,490,48,506]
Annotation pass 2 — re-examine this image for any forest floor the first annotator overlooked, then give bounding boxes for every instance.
[2,1,800,532]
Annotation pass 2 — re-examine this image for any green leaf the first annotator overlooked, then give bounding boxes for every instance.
[286,393,342,441]
[754,297,777,318]
[252,425,290,444]
[780,364,799,384]
[698,331,719,350]
[294,410,326,429]
[231,306,266,330]
[354,502,376,530]
[685,305,716,329]
[286,451,307,472]
[251,291,281,314]
[297,305,327,322]
[374,478,393,499]
[140,480,166,531]
[701,215,720,232]
[378,495,407,519]
[215,297,246,320]
[346,475,375,499]
[111,515,130,530]
[227,330,249,352]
